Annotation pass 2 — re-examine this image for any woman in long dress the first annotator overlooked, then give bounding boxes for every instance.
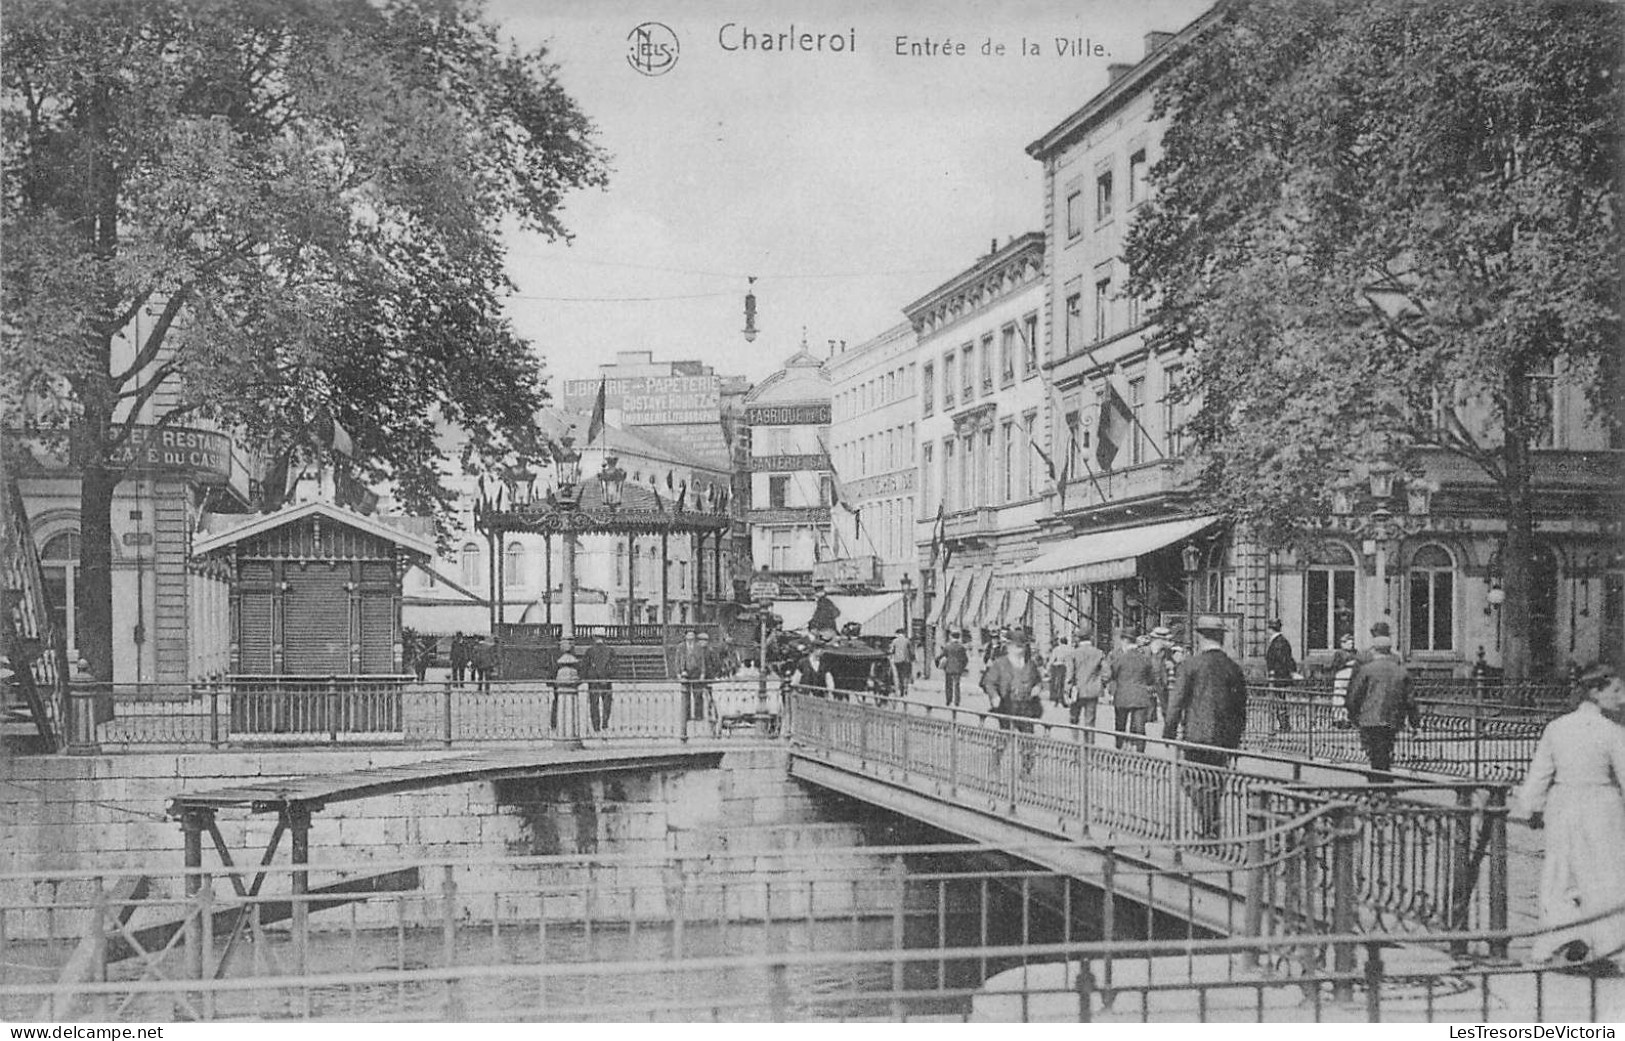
[1516,664,1625,971]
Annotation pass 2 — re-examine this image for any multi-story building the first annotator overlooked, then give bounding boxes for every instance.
[1015,12,1625,677]
[905,234,1049,653]
[744,341,833,595]
[823,323,920,597]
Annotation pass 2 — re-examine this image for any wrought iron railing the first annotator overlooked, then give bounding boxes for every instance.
[783,690,1510,942]
[0,845,1603,1023]
[65,679,774,750]
[1243,683,1561,780]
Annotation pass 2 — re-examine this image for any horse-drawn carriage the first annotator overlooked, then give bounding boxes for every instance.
[764,625,894,702]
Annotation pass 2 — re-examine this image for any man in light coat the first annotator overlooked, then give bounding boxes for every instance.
[1067,628,1107,731]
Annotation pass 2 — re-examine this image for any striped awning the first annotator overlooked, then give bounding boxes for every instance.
[928,572,959,625]
[997,515,1222,591]
[960,568,993,630]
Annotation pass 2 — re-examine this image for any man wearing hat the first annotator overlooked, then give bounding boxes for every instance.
[1165,615,1249,837]
[678,630,710,725]
[981,630,1045,769]
[890,626,915,700]
[1067,628,1107,729]
[810,585,841,642]
[1149,625,1178,690]
[1264,618,1299,732]
[936,629,970,707]
[1107,627,1165,751]
[1343,625,1417,779]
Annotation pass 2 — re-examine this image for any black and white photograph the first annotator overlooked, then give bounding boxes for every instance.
[2,0,1622,1026]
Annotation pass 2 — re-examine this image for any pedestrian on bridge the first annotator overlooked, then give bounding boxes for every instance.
[1342,630,1417,780]
[982,630,1044,774]
[936,630,969,708]
[1517,663,1625,974]
[678,630,710,724]
[582,635,616,733]
[1066,628,1106,731]
[890,627,915,700]
[1165,616,1249,839]
[1107,628,1165,752]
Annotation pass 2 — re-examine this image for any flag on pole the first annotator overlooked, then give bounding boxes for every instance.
[1096,381,1134,472]
[586,379,607,444]
[675,481,687,514]
[929,503,946,567]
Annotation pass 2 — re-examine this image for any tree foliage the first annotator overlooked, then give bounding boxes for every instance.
[1125,0,1622,677]
[2,0,609,678]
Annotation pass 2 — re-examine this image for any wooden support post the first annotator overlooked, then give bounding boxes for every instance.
[626,532,636,625]
[180,808,211,982]
[285,805,311,978]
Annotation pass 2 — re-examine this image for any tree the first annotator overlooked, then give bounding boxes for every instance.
[1125,0,1622,681]
[2,0,609,681]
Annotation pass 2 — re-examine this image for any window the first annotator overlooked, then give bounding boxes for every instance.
[1023,312,1039,373]
[922,362,935,416]
[768,475,789,508]
[944,439,957,511]
[1529,357,1557,448]
[1409,545,1456,652]
[1000,324,1017,385]
[1066,190,1084,239]
[820,475,835,507]
[1129,149,1148,204]
[980,334,994,393]
[505,542,526,587]
[1094,277,1112,341]
[1065,291,1083,355]
[460,542,481,587]
[1096,169,1114,223]
[1126,266,1143,327]
[1128,377,1146,465]
[921,443,935,515]
[1021,412,1038,498]
[907,423,916,461]
[1001,421,1014,499]
[961,344,975,401]
[980,428,994,506]
[1162,365,1184,455]
[40,531,81,654]
[942,353,956,408]
[1064,411,1082,478]
[1304,543,1357,651]
[770,530,794,570]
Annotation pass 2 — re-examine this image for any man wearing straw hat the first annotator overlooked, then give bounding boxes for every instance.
[1165,615,1249,838]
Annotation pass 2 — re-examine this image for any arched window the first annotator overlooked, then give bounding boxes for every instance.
[1408,544,1455,652]
[460,543,481,588]
[1304,542,1357,651]
[504,542,525,587]
[1204,539,1232,613]
[40,531,82,653]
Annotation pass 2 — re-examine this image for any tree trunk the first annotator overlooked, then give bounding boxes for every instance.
[1499,367,1535,690]
[76,428,119,684]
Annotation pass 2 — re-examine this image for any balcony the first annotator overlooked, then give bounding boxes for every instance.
[1054,459,1189,515]
[813,555,880,587]
[943,506,998,541]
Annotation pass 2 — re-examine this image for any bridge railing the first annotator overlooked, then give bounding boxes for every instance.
[1,845,1600,1022]
[1243,683,1560,780]
[784,689,1509,942]
[64,678,771,750]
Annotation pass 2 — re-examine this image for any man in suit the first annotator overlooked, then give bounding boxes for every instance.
[1264,617,1298,731]
[1067,628,1107,731]
[936,630,970,707]
[890,627,915,700]
[677,630,709,723]
[1343,629,1417,780]
[1107,628,1165,751]
[1165,615,1250,837]
[582,635,617,733]
[980,630,1045,773]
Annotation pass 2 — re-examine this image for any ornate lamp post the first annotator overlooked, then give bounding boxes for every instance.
[472,479,504,634]
[598,455,627,509]
[900,573,915,637]
[551,436,584,729]
[1330,463,1436,624]
[1181,541,1203,652]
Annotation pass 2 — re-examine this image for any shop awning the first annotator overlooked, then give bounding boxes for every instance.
[927,573,955,625]
[997,515,1222,591]
[960,568,993,631]
[776,593,905,635]
[934,571,968,628]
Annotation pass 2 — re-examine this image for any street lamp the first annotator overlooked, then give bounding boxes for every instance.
[900,573,915,635]
[598,455,627,510]
[1181,541,1203,652]
[472,477,505,634]
[552,436,583,705]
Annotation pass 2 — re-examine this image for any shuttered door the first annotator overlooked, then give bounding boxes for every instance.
[283,568,350,674]
[238,592,274,673]
[359,594,394,673]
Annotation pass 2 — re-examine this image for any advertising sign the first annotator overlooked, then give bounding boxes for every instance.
[109,426,235,484]
[746,404,831,426]
[562,375,721,426]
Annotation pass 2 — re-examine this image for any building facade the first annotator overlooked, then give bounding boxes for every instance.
[905,234,1049,652]
[1016,13,1625,677]
[744,343,833,595]
[823,322,920,600]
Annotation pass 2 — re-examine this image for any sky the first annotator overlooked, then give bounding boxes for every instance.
[484,0,1215,390]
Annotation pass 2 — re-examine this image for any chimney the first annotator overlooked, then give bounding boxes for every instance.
[1107,62,1134,84]
[1144,31,1175,57]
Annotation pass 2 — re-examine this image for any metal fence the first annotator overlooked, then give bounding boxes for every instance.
[67,679,776,750]
[783,690,1509,943]
[1243,683,1562,780]
[0,846,1609,1023]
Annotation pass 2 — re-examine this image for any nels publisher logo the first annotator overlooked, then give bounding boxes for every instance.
[627,22,679,76]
